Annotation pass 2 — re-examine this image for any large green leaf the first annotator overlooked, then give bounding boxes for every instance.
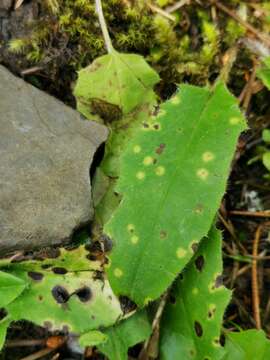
[0,271,27,307]
[105,82,246,306]
[223,329,270,360]
[0,246,123,343]
[98,310,151,360]
[73,49,160,120]
[160,227,231,360]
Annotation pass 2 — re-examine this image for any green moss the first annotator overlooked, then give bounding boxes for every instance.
[5,0,262,97]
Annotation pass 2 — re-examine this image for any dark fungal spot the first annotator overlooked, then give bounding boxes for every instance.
[91,315,96,320]
[87,241,102,253]
[195,255,205,272]
[191,242,199,253]
[156,143,166,155]
[153,123,160,130]
[51,285,69,304]
[213,338,220,346]
[142,122,149,128]
[52,267,68,275]
[160,230,167,239]
[208,307,216,319]
[152,105,160,116]
[93,270,104,282]
[194,321,203,337]
[0,308,8,321]
[119,296,137,314]
[87,254,98,261]
[28,271,44,281]
[75,287,92,302]
[41,264,52,269]
[100,234,113,252]
[38,295,43,301]
[214,275,223,288]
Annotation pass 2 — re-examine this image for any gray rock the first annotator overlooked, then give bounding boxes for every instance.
[0,66,108,255]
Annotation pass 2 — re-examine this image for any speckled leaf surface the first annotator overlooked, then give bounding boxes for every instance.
[223,330,270,360]
[73,49,160,120]
[160,228,231,360]
[257,57,270,90]
[0,246,123,339]
[98,310,151,360]
[105,82,246,306]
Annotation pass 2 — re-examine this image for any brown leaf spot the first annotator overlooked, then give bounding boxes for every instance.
[75,287,92,302]
[156,143,166,155]
[195,255,205,272]
[51,285,69,304]
[194,321,203,337]
[160,230,167,239]
[191,242,199,253]
[52,267,68,275]
[28,271,44,281]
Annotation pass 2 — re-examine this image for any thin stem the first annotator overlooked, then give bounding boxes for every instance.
[95,0,113,53]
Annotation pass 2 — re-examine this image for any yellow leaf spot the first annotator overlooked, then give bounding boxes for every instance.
[127,224,135,233]
[196,168,209,180]
[114,268,123,278]
[131,235,139,244]
[176,247,187,258]
[155,166,165,176]
[143,156,154,166]
[229,117,241,125]
[133,145,141,153]
[192,287,199,295]
[202,151,215,162]
[156,109,166,118]
[171,95,180,105]
[136,171,145,180]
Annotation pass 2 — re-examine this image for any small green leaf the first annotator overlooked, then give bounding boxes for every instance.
[98,310,151,360]
[262,152,270,171]
[0,271,27,307]
[74,49,160,120]
[2,246,123,335]
[257,56,270,90]
[262,129,270,143]
[79,330,107,348]
[160,227,231,360]
[223,329,270,360]
[0,318,10,351]
[105,82,246,306]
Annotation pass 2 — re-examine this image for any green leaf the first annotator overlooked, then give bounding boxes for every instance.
[160,227,231,360]
[0,271,27,307]
[0,318,10,351]
[262,152,270,171]
[2,246,123,335]
[79,330,107,348]
[257,56,270,90]
[105,82,246,306]
[98,310,151,360]
[223,329,270,360]
[73,49,160,120]
[262,129,270,143]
